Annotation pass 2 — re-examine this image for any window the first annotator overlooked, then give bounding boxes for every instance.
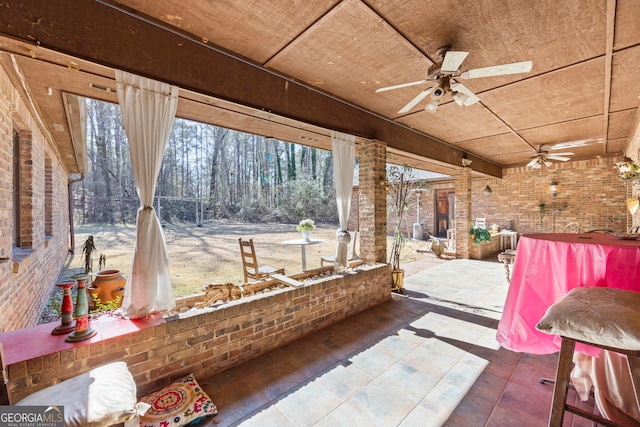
[45,156,53,238]
[12,129,20,247]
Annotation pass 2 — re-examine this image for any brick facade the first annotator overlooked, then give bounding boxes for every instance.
[473,157,628,235]
[1,264,390,403]
[0,66,70,332]
[375,156,629,259]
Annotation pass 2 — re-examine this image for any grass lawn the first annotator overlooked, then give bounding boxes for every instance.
[61,222,429,298]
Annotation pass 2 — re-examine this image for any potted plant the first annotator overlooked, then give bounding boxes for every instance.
[387,165,428,292]
[469,225,492,244]
[296,219,316,241]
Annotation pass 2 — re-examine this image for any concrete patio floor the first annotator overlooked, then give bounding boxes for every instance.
[196,256,597,426]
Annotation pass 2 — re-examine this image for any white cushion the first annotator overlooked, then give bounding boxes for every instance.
[536,287,640,350]
[16,362,143,427]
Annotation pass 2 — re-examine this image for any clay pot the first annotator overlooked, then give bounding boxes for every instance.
[431,240,447,258]
[89,269,126,308]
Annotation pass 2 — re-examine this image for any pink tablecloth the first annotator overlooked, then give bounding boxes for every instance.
[496,233,640,355]
[496,233,640,425]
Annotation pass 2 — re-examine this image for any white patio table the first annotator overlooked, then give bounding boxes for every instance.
[282,238,324,271]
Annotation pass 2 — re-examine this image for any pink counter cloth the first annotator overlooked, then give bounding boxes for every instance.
[495,233,640,425]
[496,233,640,355]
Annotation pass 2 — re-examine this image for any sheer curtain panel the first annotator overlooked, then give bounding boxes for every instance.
[115,70,178,318]
[331,131,356,269]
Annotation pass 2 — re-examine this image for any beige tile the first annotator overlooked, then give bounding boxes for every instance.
[348,347,401,378]
[275,381,344,426]
[235,405,296,427]
[348,379,420,426]
[398,404,449,427]
[313,400,378,427]
[376,361,441,403]
[313,364,374,400]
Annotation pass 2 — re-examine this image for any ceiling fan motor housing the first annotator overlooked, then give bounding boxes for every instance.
[432,78,450,99]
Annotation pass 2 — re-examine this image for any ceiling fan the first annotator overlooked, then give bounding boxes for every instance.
[526,147,574,169]
[375,46,533,114]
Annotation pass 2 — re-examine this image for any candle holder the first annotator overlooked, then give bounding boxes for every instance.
[51,281,76,335]
[65,273,97,342]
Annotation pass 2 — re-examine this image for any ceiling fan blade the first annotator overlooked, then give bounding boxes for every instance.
[543,160,553,168]
[441,51,469,72]
[398,88,434,114]
[546,152,574,156]
[546,138,604,150]
[450,82,480,106]
[546,155,571,162]
[376,80,427,93]
[459,60,533,79]
[526,158,539,167]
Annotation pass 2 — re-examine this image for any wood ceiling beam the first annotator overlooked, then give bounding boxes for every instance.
[603,0,616,154]
[0,0,501,178]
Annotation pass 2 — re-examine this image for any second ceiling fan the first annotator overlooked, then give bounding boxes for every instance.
[527,147,575,169]
[376,46,533,114]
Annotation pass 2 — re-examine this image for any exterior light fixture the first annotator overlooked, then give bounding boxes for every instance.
[549,181,558,198]
[484,185,492,196]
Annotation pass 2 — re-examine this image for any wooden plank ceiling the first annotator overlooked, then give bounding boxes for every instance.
[0,0,639,177]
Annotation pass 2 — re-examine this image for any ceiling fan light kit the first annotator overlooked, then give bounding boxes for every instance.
[453,91,469,106]
[425,100,438,113]
[376,46,533,114]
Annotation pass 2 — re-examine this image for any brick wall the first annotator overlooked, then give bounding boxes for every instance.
[1,264,391,403]
[375,157,628,250]
[473,157,628,234]
[0,66,70,332]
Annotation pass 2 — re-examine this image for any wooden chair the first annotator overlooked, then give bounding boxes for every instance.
[238,238,284,283]
[320,231,359,267]
[497,249,516,282]
[561,221,581,233]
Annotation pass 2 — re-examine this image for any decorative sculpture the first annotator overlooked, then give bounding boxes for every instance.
[51,281,76,335]
[65,273,97,342]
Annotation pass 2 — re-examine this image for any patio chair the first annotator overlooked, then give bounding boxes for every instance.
[239,238,285,283]
[497,249,516,282]
[320,231,359,267]
[561,221,581,233]
[475,217,487,228]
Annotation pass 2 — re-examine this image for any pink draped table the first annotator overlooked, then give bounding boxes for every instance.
[496,233,640,424]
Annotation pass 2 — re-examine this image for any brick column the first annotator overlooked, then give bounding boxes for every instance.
[454,165,472,258]
[359,140,387,264]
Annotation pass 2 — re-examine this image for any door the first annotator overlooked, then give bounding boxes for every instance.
[435,190,455,238]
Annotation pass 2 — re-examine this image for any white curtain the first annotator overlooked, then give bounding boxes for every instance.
[331,131,356,269]
[115,70,178,318]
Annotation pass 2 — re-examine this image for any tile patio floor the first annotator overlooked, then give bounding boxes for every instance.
[197,256,598,427]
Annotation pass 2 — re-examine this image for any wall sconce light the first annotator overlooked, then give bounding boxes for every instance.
[484,185,492,196]
[549,181,558,198]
